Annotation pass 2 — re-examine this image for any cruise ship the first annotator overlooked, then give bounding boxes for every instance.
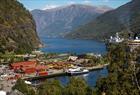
[66,67,89,76]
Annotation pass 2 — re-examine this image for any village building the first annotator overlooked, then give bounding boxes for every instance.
[32,50,44,55]
[128,36,140,51]
[68,56,78,61]
[10,61,48,76]
[109,32,124,43]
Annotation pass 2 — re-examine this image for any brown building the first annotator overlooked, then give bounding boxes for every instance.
[128,39,140,51]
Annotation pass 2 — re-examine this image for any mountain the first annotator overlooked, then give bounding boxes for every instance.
[66,0,140,40]
[0,0,40,53]
[31,4,112,38]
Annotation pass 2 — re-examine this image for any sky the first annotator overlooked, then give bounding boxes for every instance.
[18,0,131,10]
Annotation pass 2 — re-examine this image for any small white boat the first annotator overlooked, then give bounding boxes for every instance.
[25,80,32,85]
[66,67,89,76]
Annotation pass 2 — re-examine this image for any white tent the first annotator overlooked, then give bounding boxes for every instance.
[0,91,6,95]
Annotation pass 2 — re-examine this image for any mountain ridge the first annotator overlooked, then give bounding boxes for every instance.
[66,0,140,40]
[31,4,112,38]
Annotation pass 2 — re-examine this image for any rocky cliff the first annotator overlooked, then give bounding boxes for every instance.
[0,0,40,53]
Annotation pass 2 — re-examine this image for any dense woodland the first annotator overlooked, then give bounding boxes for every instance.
[96,43,140,95]
[0,0,40,53]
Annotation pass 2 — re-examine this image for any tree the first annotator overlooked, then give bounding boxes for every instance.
[12,79,36,95]
[37,79,63,95]
[64,77,89,95]
[96,43,140,95]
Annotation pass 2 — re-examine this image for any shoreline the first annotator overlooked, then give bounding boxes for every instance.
[23,64,108,81]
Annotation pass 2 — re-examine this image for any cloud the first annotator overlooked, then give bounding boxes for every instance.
[43,4,59,10]
[83,0,92,5]
[83,0,91,3]
[43,1,76,10]
[69,1,76,4]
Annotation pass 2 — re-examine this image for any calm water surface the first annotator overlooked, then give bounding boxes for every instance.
[37,37,108,87]
[40,37,106,54]
[32,67,108,87]
[55,67,108,87]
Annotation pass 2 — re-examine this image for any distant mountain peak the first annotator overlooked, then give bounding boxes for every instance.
[42,4,113,13]
[66,0,140,40]
[31,4,112,38]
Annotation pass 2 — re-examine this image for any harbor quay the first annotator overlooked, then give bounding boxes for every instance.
[0,52,109,93]
[23,64,108,81]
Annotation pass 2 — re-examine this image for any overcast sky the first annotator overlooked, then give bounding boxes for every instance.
[19,0,131,10]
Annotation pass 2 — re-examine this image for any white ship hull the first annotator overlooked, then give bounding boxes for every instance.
[66,67,89,76]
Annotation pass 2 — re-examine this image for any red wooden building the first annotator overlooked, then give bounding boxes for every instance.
[11,61,48,75]
[11,61,37,70]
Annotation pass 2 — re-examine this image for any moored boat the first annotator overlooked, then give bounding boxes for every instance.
[66,67,89,76]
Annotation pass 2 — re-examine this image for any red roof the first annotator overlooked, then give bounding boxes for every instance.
[38,71,48,76]
[11,61,37,67]
[11,61,48,74]
[36,65,48,70]
[22,67,36,74]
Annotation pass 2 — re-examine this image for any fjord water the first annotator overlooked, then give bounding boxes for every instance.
[40,37,106,54]
[35,37,108,87]
[54,67,108,87]
[32,67,108,87]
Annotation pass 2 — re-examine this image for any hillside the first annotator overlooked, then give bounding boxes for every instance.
[0,0,40,53]
[66,0,140,40]
[31,4,112,38]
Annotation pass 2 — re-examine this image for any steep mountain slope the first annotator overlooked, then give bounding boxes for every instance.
[66,0,140,40]
[31,4,112,38]
[0,0,40,53]
[130,0,140,35]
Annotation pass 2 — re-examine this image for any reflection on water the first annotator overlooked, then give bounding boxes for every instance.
[40,38,107,54]
[36,37,108,87]
[83,73,89,77]
[32,67,108,87]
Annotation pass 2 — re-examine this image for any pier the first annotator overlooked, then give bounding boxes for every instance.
[23,64,108,81]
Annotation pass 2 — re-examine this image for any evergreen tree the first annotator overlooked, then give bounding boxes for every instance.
[12,79,36,95]
[96,43,140,95]
[37,80,63,95]
[64,77,89,95]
